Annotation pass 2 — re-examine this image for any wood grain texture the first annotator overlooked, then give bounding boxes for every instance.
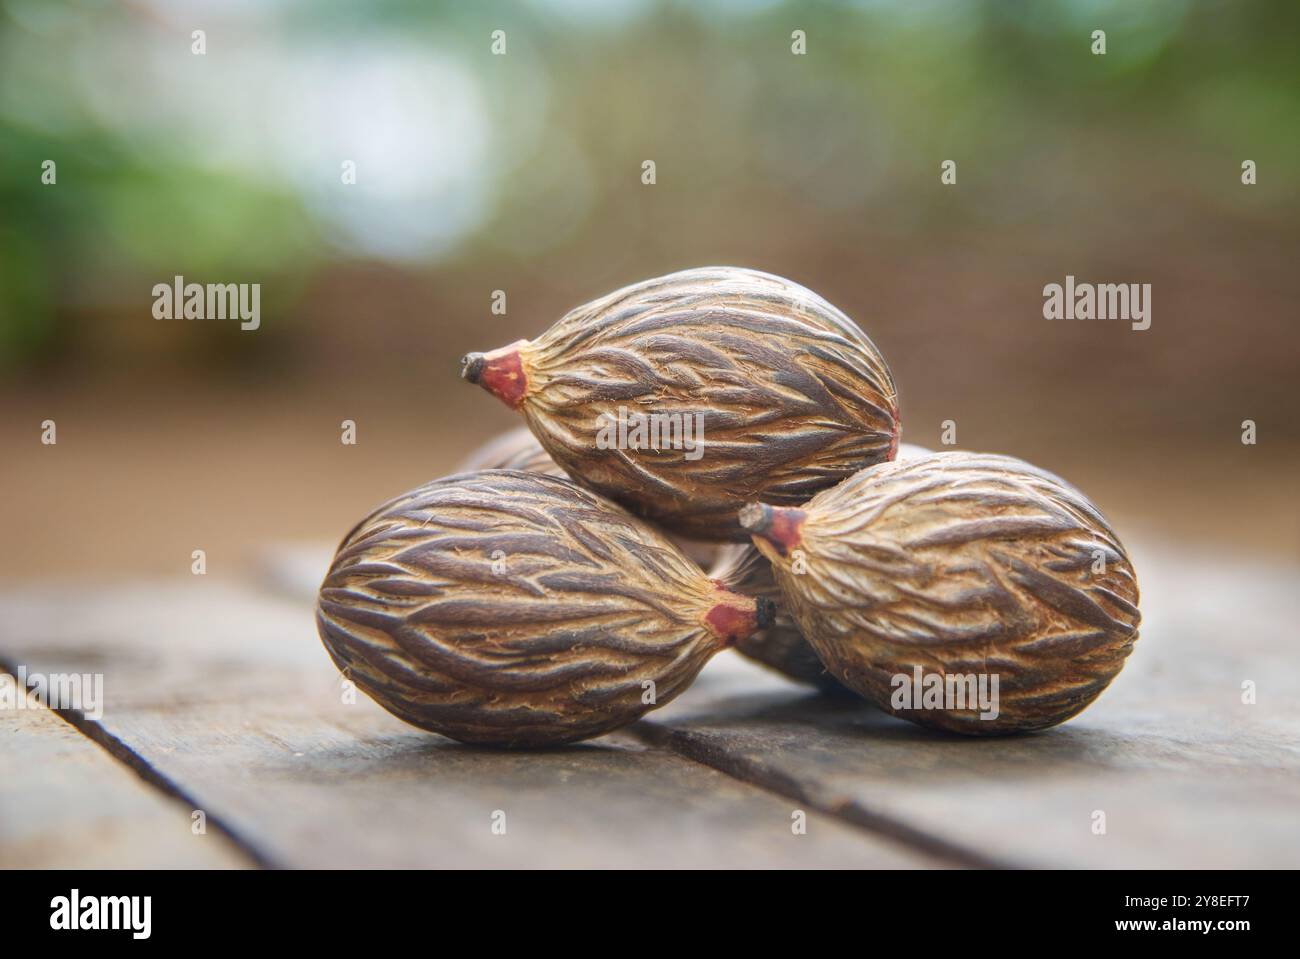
[637,543,1300,868]
[0,674,250,869]
[11,537,1289,869]
[318,470,763,746]
[0,580,933,869]
[247,537,1300,868]
[748,452,1140,733]
[464,267,899,541]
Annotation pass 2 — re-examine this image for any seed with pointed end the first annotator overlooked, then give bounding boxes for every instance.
[710,544,846,692]
[317,469,769,747]
[461,266,900,541]
[742,452,1141,734]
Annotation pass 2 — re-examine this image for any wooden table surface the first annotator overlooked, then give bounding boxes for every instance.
[3,539,1297,869]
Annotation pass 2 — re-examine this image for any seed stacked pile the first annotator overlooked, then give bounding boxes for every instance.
[317,266,1140,746]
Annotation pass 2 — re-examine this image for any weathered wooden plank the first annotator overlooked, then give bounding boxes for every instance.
[0,676,251,869]
[0,580,937,868]
[251,539,1300,867]
[634,544,1300,868]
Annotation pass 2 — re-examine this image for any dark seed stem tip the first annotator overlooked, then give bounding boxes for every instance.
[461,352,486,383]
[738,502,774,534]
[740,502,806,556]
[755,597,777,630]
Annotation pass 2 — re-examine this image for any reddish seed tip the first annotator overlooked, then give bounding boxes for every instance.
[889,417,900,461]
[463,341,529,409]
[706,583,774,635]
[704,597,760,646]
[739,502,805,557]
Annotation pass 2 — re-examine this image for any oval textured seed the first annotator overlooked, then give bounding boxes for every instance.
[743,452,1141,735]
[317,469,770,747]
[462,266,900,542]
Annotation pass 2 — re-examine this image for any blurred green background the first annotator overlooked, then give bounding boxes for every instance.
[2,0,1297,576]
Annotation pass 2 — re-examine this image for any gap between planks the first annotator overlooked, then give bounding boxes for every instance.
[0,583,936,868]
[240,541,1300,868]
[252,544,995,867]
[0,653,276,870]
[629,719,1012,869]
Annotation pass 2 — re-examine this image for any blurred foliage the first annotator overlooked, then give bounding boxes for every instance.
[0,0,1296,374]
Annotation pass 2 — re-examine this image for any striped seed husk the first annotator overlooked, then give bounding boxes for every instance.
[317,469,764,747]
[744,452,1141,734]
[457,426,721,569]
[462,266,899,542]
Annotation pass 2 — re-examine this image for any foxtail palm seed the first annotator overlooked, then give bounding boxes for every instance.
[318,470,771,747]
[742,453,1140,734]
[462,267,899,541]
